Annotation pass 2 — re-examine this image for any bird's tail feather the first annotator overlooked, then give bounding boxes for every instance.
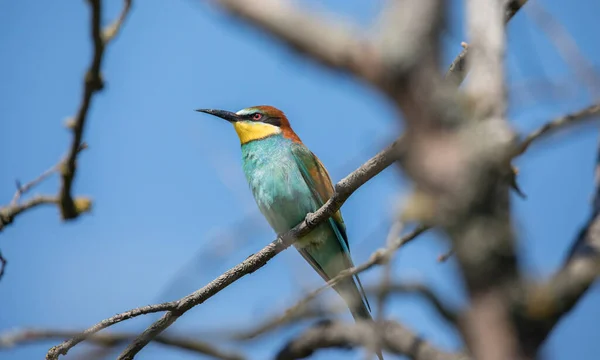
[334,278,384,360]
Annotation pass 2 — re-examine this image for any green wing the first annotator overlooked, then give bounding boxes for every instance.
[290,144,371,312]
[290,144,348,246]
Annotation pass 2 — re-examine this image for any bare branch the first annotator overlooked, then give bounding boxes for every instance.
[394,47,598,275]
[45,302,177,359]
[415,1,523,360]
[206,0,444,101]
[0,196,59,232]
[516,103,600,155]
[207,0,383,88]
[276,320,468,360]
[0,0,132,235]
[58,0,132,220]
[0,250,6,280]
[231,305,332,341]
[111,139,404,359]
[517,252,600,354]
[445,0,528,88]
[10,145,86,207]
[514,124,600,355]
[1,328,243,360]
[465,1,508,118]
[375,0,443,89]
[46,139,403,359]
[0,143,88,233]
[366,283,459,325]
[374,220,405,321]
[437,249,454,263]
[232,226,429,341]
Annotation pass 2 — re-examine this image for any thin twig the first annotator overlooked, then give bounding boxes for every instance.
[437,249,454,262]
[375,220,404,321]
[445,0,528,87]
[1,328,243,360]
[1,144,86,233]
[10,143,88,207]
[45,302,178,359]
[516,103,600,155]
[0,250,6,280]
[366,283,458,325]
[0,196,59,232]
[231,305,335,341]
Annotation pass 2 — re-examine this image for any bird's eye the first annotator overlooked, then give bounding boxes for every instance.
[252,113,263,121]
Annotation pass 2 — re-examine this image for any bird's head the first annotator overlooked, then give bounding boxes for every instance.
[196,105,301,144]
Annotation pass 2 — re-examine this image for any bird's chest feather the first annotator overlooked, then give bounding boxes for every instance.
[241,137,316,234]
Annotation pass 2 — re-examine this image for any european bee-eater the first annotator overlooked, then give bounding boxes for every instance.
[196,105,375,324]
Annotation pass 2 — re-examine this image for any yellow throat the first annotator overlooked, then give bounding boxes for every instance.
[233,121,281,144]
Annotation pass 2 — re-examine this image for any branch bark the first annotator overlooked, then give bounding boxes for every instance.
[514,121,600,355]
[231,226,429,342]
[276,320,468,360]
[47,138,403,359]
[58,0,132,219]
[1,328,243,360]
[516,103,600,155]
[207,0,384,88]
[445,0,528,88]
[366,283,459,326]
[0,0,132,234]
[445,2,521,360]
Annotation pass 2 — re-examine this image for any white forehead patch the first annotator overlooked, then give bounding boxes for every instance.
[235,108,257,116]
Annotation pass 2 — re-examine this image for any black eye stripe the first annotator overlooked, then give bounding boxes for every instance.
[264,117,281,127]
[244,112,281,127]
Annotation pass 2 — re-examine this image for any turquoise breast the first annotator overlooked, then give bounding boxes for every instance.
[241,135,325,244]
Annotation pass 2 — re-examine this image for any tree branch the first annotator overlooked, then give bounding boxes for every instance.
[275,320,468,360]
[46,139,403,359]
[45,302,177,359]
[1,328,243,360]
[514,119,600,355]
[0,0,132,235]
[0,196,60,232]
[0,250,6,280]
[442,1,521,360]
[367,282,459,325]
[207,0,384,88]
[445,0,528,88]
[516,103,600,155]
[58,0,132,219]
[232,226,429,342]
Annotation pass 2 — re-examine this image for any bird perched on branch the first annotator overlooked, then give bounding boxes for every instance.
[196,106,379,349]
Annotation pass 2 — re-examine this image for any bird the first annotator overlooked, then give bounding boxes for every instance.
[196,105,378,328]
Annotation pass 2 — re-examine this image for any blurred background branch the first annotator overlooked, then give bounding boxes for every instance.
[0,328,243,360]
[275,320,468,360]
[0,0,132,236]
[2,0,600,360]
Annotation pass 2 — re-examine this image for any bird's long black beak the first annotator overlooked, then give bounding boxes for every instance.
[195,109,240,123]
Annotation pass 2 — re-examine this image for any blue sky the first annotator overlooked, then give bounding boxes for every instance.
[1,0,599,359]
